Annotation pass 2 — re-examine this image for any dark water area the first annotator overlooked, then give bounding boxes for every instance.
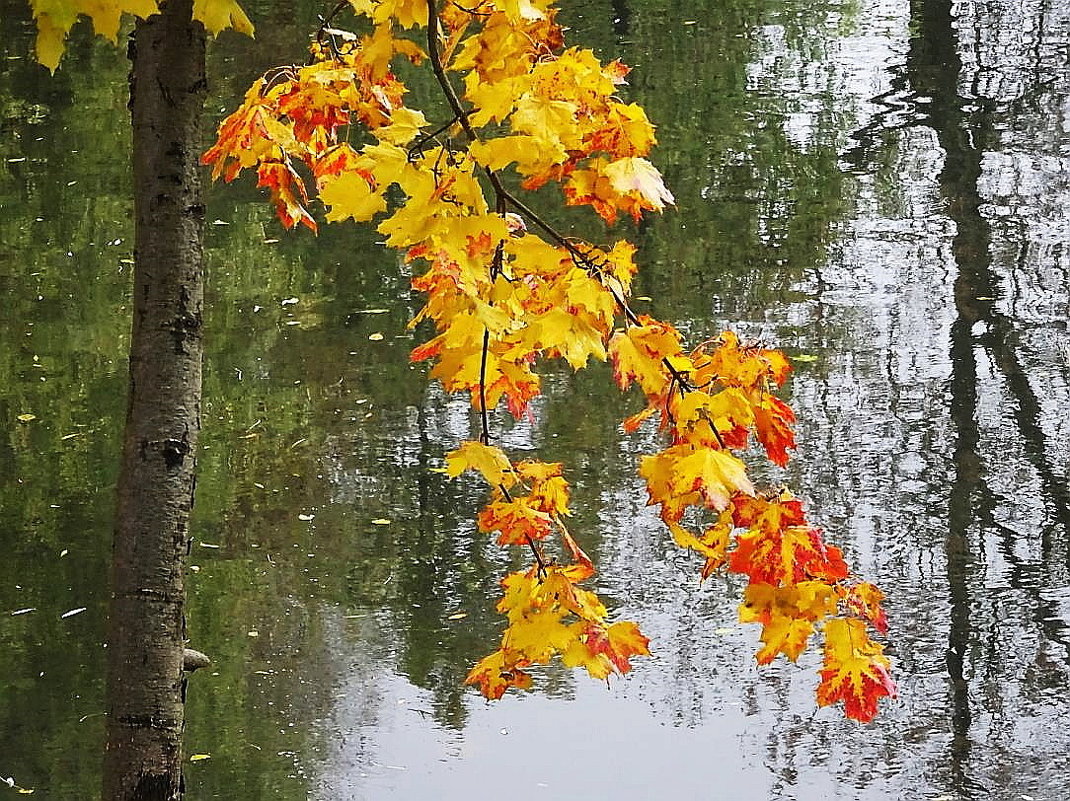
[1,0,1069,798]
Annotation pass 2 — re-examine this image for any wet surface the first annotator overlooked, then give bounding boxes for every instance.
[1,0,1068,798]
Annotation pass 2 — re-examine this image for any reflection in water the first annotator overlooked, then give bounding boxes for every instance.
[903,0,1070,796]
[1,0,1069,799]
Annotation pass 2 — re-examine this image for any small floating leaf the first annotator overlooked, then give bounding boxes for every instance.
[2,776,35,794]
[447,612,468,621]
[792,354,819,363]
[368,332,385,341]
[371,518,392,525]
[298,513,315,521]
[189,754,211,762]
[17,414,36,422]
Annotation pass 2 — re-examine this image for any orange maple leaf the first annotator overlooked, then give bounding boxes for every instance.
[730,523,849,586]
[580,621,651,674]
[843,581,889,634]
[752,394,796,467]
[465,650,533,699]
[477,498,554,545]
[256,161,317,232]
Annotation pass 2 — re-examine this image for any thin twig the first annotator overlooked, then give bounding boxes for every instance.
[478,328,492,443]
[408,110,474,158]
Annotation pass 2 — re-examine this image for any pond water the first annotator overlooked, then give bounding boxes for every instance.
[1,0,1069,798]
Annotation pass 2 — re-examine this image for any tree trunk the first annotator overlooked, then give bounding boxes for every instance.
[103,1,206,798]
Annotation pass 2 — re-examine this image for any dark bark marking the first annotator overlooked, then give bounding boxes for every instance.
[132,773,174,801]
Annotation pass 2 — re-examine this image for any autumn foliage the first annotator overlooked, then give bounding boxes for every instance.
[202,0,895,721]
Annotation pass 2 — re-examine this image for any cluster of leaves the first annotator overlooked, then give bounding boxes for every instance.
[26,0,253,71]
[443,442,649,697]
[201,0,895,721]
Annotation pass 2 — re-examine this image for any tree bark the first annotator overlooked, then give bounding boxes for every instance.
[103,1,206,798]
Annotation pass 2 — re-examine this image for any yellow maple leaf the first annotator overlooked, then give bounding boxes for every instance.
[497,0,549,22]
[530,307,607,369]
[443,440,516,488]
[464,74,529,126]
[477,497,554,545]
[192,0,252,35]
[676,446,754,510]
[368,0,427,28]
[319,172,387,223]
[608,319,683,397]
[374,107,428,146]
[817,618,896,722]
[502,607,575,661]
[468,136,538,171]
[754,616,815,664]
[561,627,615,679]
[29,0,162,71]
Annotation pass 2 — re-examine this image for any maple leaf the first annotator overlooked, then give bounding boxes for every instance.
[582,621,651,674]
[527,474,571,516]
[667,512,732,567]
[465,650,532,699]
[608,317,684,397]
[739,581,837,625]
[502,606,575,661]
[640,444,755,521]
[729,523,849,586]
[513,460,563,483]
[529,307,608,369]
[817,618,897,723]
[478,497,554,545]
[621,404,657,433]
[739,581,838,663]
[589,102,656,157]
[601,240,639,293]
[672,388,755,450]
[468,136,539,171]
[192,0,253,36]
[731,490,807,531]
[603,157,675,216]
[373,107,429,146]
[443,440,516,488]
[755,616,815,664]
[699,330,792,390]
[257,161,317,232]
[483,357,542,417]
[561,627,615,679]
[28,0,251,71]
[318,171,387,222]
[202,88,293,182]
[843,581,889,634]
[753,394,796,467]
